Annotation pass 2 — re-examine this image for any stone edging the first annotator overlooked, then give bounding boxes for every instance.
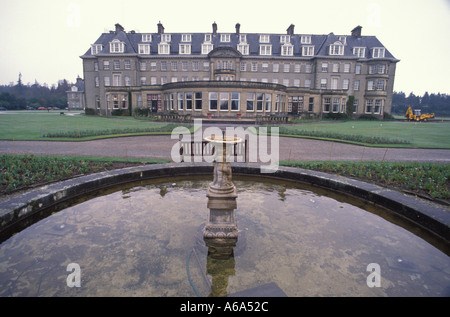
[0,163,449,244]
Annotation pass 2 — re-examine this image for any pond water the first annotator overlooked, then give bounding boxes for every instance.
[0,176,448,297]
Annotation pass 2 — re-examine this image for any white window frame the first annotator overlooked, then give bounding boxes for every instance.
[301,35,311,44]
[372,47,385,58]
[179,44,191,55]
[138,44,151,54]
[280,35,290,43]
[259,44,272,56]
[281,44,293,56]
[302,45,314,56]
[239,34,247,43]
[110,39,124,53]
[202,43,214,55]
[161,34,171,43]
[259,35,270,43]
[353,47,366,58]
[181,34,192,42]
[158,43,170,55]
[204,34,212,42]
[91,44,103,55]
[142,34,152,42]
[329,42,344,55]
[237,44,249,55]
[220,34,231,42]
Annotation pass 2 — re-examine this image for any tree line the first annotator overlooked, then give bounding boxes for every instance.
[392,91,450,117]
[0,75,70,110]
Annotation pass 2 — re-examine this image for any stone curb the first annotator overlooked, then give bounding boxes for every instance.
[0,163,449,244]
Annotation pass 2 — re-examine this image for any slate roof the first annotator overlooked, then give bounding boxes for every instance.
[81,24,397,60]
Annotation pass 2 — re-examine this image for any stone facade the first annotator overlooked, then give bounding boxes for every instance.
[81,23,399,119]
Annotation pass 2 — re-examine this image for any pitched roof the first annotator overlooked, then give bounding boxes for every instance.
[81,24,397,61]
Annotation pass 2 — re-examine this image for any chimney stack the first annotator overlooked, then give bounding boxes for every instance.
[235,23,241,35]
[115,23,124,33]
[287,24,295,36]
[212,22,217,35]
[157,21,165,34]
[351,25,362,38]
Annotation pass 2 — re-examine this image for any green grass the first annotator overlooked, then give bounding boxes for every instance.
[280,161,450,201]
[276,121,450,149]
[0,154,169,195]
[0,111,188,141]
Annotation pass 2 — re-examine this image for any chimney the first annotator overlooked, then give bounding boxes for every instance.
[115,23,124,33]
[157,21,165,34]
[212,22,217,35]
[235,23,241,35]
[351,25,362,38]
[287,24,295,36]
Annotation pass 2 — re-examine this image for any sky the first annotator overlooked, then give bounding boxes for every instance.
[1,0,449,95]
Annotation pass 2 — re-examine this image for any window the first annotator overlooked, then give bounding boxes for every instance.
[209,92,218,111]
[150,77,157,85]
[237,44,249,55]
[305,64,312,73]
[256,93,264,111]
[170,77,177,83]
[294,64,300,73]
[177,93,184,110]
[202,43,214,54]
[273,63,279,72]
[113,74,121,86]
[329,42,344,55]
[181,34,191,42]
[140,77,146,85]
[179,44,191,54]
[302,45,314,57]
[343,79,349,90]
[283,63,290,72]
[161,76,167,84]
[91,44,103,55]
[161,34,171,42]
[124,60,131,69]
[251,62,258,72]
[332,98,340,112]
[204,34,212,42]
[104,76,110,86]
[220,34,231,42]
[372,47,385,58]
[355,64,361,74]
[344,63,350,73]
[283,79,289,87]
[185,92,193,110]
[113,60,120,69]
[203,62,210,71]
[320,78,327,89]
[378,64,386,74]
[323,98,331,112]
[171,61,178,71]
[140,62,146,71]
[259,45,272,55]
[331,78,338,90]
[301,35,311,44]
[239,34,247,43]
[240,62,247,71]
[142,34,152,42]
[259,35,270,43]
[265,94,271,111]
[353,99,358,113]
[161,61,167,71]
[220,93,229,111]
[308,97,314,112]
[246,93,254,111]
[377,80,385,91]
[262,63,269,72]
[158,43,170,54]
[195,92,202,110]
[369,65,377,74]
[192,61,199,71]
[321,63,328,72]
[353,47,366,58]
[332,63,339,72]
[231,92,240,111]
[304,79,311,88]
[103,61,110,70]
[125,76,131,86]
[110,40,124,53]
[374,99,382,113]
[281,44,293,56]
[366,99,374,113]
[139,44,151,54]
[95,76,99,87]
[280,35,290,43]
[354,80,360,91]
[150,62,157,71]
[367,80,375,91]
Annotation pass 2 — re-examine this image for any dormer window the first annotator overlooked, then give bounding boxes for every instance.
[237,43,249,55]
[301,35,311,44]
[138,44,151,54]
[204,34,212,42]
[158,43,170,54]
[338,36,347,45]
[353,47,366,58]
[181,34,191,42]
[142,34,152,42]
[179,44,191,55]
[161,34,171,43]
[259,44,272,55]
[302,45,314,56]
[281,43,293,56]
[329,41,344,55]
[371,47,385,58]
[110,39,125,53]
[280,35,290,44]
[202,43,214,54]
[239,34,247,43]
[220,34,231,42]
[259,35,270,43]
[91,44,103,55]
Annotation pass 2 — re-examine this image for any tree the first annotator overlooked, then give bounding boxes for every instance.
[346,95,355,118]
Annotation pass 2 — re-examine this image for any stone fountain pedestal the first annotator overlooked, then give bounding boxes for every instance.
[203,136,241,259]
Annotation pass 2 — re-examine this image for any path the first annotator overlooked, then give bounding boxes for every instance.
[1,135,449,163]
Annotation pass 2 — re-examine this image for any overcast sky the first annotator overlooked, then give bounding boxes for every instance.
[1,0,449,95]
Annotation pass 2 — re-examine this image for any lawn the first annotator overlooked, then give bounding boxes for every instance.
[278,120,450,149]
[0,111,186,141]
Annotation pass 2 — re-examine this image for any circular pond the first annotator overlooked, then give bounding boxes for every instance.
[0,176,448,297]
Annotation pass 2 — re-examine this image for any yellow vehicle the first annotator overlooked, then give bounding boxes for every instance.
[405,107,435,121]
